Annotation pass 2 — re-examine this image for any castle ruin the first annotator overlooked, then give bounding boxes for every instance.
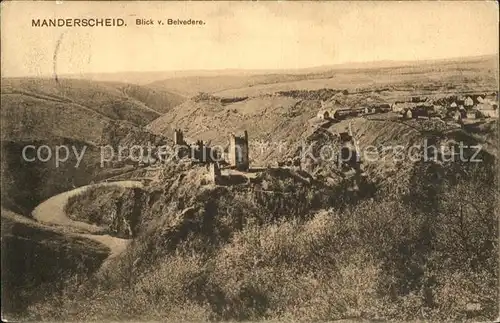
[195,139,207,162]
[208,162,221,184]
[228,130,249,171]
[174,129,185,145]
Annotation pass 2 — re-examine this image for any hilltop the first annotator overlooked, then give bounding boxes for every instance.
[56,54,498,96]
[146,55,497,97]
[214,56,498,98]
[1,78,185,142]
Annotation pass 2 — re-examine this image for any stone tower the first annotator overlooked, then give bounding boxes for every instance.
[208,162,221,184]
[229,130,249,171]
[195,140,207,162]
[174,129,184,145]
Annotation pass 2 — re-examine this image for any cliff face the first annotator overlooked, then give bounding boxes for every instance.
[64,162,358,242]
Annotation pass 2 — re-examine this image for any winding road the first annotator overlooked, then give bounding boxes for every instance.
[32,181,144,262]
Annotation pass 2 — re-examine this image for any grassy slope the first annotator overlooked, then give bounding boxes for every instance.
[1,92,109,143]
[118,83,186,114]
[1,209,109,318]
[147,94,311,151]
[1,78,186,138]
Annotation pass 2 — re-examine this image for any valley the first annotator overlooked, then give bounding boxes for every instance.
[1,54,498,321]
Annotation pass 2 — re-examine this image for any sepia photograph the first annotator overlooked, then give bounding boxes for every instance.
[1,1,499,321]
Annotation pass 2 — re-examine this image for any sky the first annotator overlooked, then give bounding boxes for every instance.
[1,1,498,77]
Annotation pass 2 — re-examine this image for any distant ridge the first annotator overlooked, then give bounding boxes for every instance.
[25,54,498,86]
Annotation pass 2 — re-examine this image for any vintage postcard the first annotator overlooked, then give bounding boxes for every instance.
[1,1,499,321]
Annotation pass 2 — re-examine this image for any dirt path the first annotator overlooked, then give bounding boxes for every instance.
[32,181,143,263]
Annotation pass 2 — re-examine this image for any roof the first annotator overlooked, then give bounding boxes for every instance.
[331,107,352,113]
[416,102,434,108]
[392,102,417,109]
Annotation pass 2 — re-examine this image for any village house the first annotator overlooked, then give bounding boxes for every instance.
[392,102,415,113]
[359,106,376,114]
[453,111,462,123]
[403,109,413,119]
[464,96,474,107]
[413,105,433,118]
[466,110,478,119]
[391,103,402,112]
[432,105,446,118]
[331,108,357,120]
[372,103,391,113]
[476,102,499,118]
[411,96,428,103]
[458,106,467,118]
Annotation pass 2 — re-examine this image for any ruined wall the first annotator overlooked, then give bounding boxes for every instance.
[208,163,221,184]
